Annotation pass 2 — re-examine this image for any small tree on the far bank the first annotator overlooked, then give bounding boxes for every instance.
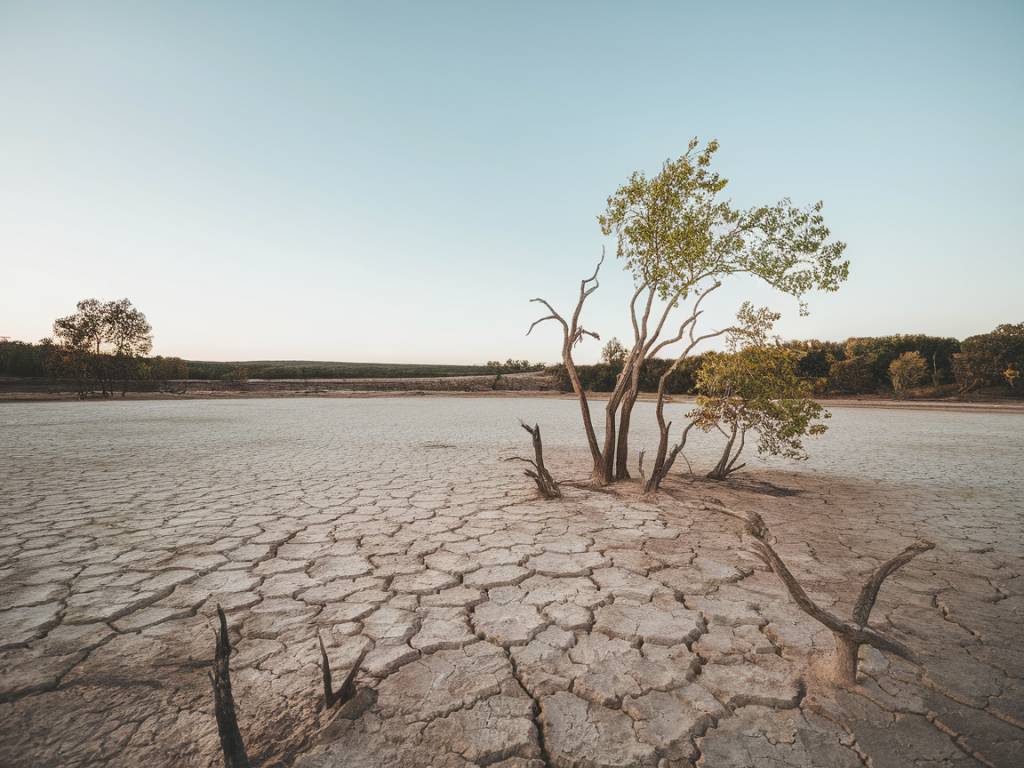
[888,351,928,395]
[601,338,627,366]
[52,298,152,397]
[691,344,829,480]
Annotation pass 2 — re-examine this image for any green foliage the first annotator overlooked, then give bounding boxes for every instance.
[691,345,829,468]
[143,356,189,381]
[553,356,704,395]
[186,360,521,380]
[953,323,1024,394]
[826,354,879,394]
[783,339,845,378]
[843,334,958,386]
[50,298,153,396]
[221,367,250,382]
[889,351,929,393]
[484,359,540,373]
[601,338,627,365]
[599,138,848,309]
[0,339,58,377]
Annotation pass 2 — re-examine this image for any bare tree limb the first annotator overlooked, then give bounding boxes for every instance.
[525,252,607,483]
[743,514,934,684]
[318,632,367,710]
[510,421,561,498]
[210,605,249,768]
[852,541,936,626]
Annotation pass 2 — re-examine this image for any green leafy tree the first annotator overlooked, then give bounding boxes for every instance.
[690,345,830,480]
[844,335,959,388]
[530,139,847,486]
[104,299,153,394]
[52,299,152,397]
[53,299,109,396]
[828,354,878,394]
[953,323,1024,394]
[601,338,627,365]
[888,351,929,395]
[596,139,846,485]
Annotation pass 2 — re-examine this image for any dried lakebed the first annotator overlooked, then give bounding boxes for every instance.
[1,398,1021,767]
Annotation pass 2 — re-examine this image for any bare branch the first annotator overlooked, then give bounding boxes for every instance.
[526,314,559,336]
[745,517,935,683]
[852,541,935,626]
[515,421,561,498]
[318,632,367,710]
[211,605,249,768]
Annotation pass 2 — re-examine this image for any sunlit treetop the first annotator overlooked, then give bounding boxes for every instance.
[598,138,849,312]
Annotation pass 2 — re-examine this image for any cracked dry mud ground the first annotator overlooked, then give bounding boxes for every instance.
[1,399,1021,768]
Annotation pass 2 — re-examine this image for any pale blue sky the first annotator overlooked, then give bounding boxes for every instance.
[2,1,1021,363]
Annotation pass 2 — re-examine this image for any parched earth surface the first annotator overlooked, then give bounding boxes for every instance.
[0,399,1021,767]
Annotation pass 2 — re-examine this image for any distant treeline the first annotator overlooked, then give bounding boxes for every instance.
[0,345,534,382]
[558,324,1024,398]
[184,360,537,380]
[0,339,189,382]
[2,323,1020,397]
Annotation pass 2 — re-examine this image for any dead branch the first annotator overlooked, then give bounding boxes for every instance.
[507,421,561,498]
[526,250,606,484]
[743,513,935,684]
[318,633,367,709]
[209,605,249,768]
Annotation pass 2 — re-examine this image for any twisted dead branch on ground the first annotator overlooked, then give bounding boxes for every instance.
[507,421,561,498]
[209,605,250,768]
[743,512,935,684]
[318,633,367,709]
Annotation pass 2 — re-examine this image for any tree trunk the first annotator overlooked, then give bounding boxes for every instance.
[833,634,859,685]
[598,351,640,485]
[613,386,639,479]
[707,426,737,479]
[600,396,617,485]
[563,350,606,484]
[614,362,643,480]
[644,365,675,492]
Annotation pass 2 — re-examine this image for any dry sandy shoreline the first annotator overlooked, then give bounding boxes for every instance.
[2,386,1023,414]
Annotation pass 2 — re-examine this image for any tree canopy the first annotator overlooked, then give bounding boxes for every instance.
[599,139,849,309]
[690,344,830,479]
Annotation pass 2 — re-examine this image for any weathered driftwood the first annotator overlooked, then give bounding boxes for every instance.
[507,421,562,498]
[318,633,367,709]
[743,512,934,684]
[209,605,250,768]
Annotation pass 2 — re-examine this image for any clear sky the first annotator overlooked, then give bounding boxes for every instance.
[2,1,1022,364]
